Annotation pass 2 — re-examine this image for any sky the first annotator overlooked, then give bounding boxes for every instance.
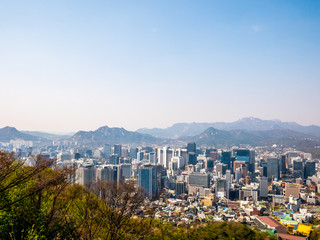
[0,1,319,133]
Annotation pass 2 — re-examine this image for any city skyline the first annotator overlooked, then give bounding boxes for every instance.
[1,1,319,132]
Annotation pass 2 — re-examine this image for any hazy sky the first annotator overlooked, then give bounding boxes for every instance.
[1,1,319,133]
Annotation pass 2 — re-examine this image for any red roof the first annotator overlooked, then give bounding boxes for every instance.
[277,233,306,240]
[256,216,281,228]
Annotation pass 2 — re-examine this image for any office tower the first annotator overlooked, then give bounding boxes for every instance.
[104,144,111,159]
[293,159,304,179]
[280,155,287,174]
[110,154,119,165]
[261,161,268,177]
[226,170,232,183]
[205,158,214,171]
[137,151,144,161]
[215,179,227,198]
[176,181,186,195]
[171,156,185,169]
[120,164,131,180]
[167,149,173,166]
[169,160,178,171]
[259,176,268,198]
[162,147,169,168]
[304,160,316,178]
[138,164,158,199]
[249,150,255,174]
[236,149,250,163]
[180,149,189,165]
[267,158,280,181]
[156,165,166,192]
[187,142,196,153]
[156,148,163,165]
[149,152,156,164]
[129,147,138,159]
[235,168,241,182]
[188,173,210,188]
[77,165,95,186]
[216,163,228,176]
[221,151,232,169]
[113,144,122,157]
[188,152,197,165]
[96,165,121,183]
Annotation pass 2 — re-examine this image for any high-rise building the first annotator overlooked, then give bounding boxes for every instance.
[110,154,119,165]
[113,144,122,157]
[259,176,268,199]
[138,164,158,199]
[249,150,255,174]
[280,155,287,174]
[293,159,304,179]
[162,147,169,168]
[188,152,197,165]
[77,165,95,186]
[236,149,250,163]
[188,173,210,188]
[120,164,132,180]
[176,181,186,195]
[304,160,316,178]
[205,158,214,171]
[215,179,227,198]
[216,163,228,176]
[96,165,121,184]
[187,142,196,153]
[267,158,280,182]
[221,151,232,169]
[129,147,138,159]
[104,144,111,159]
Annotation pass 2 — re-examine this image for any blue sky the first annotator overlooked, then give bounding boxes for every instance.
[0,1,319,132]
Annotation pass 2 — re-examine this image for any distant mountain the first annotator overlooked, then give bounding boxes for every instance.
[70,125,161,147]
[21,131,71,140]
[137,117,320,138]
[180,127,316,147]
[0,126,40,142]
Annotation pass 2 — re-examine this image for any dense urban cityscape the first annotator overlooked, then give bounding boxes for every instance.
[1,120,320,239]
[1,1,320,239]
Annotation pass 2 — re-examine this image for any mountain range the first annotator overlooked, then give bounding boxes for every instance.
[181,127,316,147]
[137,117,320,138]
[1,118,320,150]
[0,127,40,142]
[70,126,159,147]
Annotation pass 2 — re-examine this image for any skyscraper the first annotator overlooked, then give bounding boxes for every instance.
[188,152,197,165]
[138,164,158,199]
[259,176,268,199]
[293,159,304,179]
[221,151,232,169]
[113,144,122,157]
[104,144,111,159]
[267,158,280,182]
[187,142,196,153]
[280,155,287,175]
[304,160,316,178]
